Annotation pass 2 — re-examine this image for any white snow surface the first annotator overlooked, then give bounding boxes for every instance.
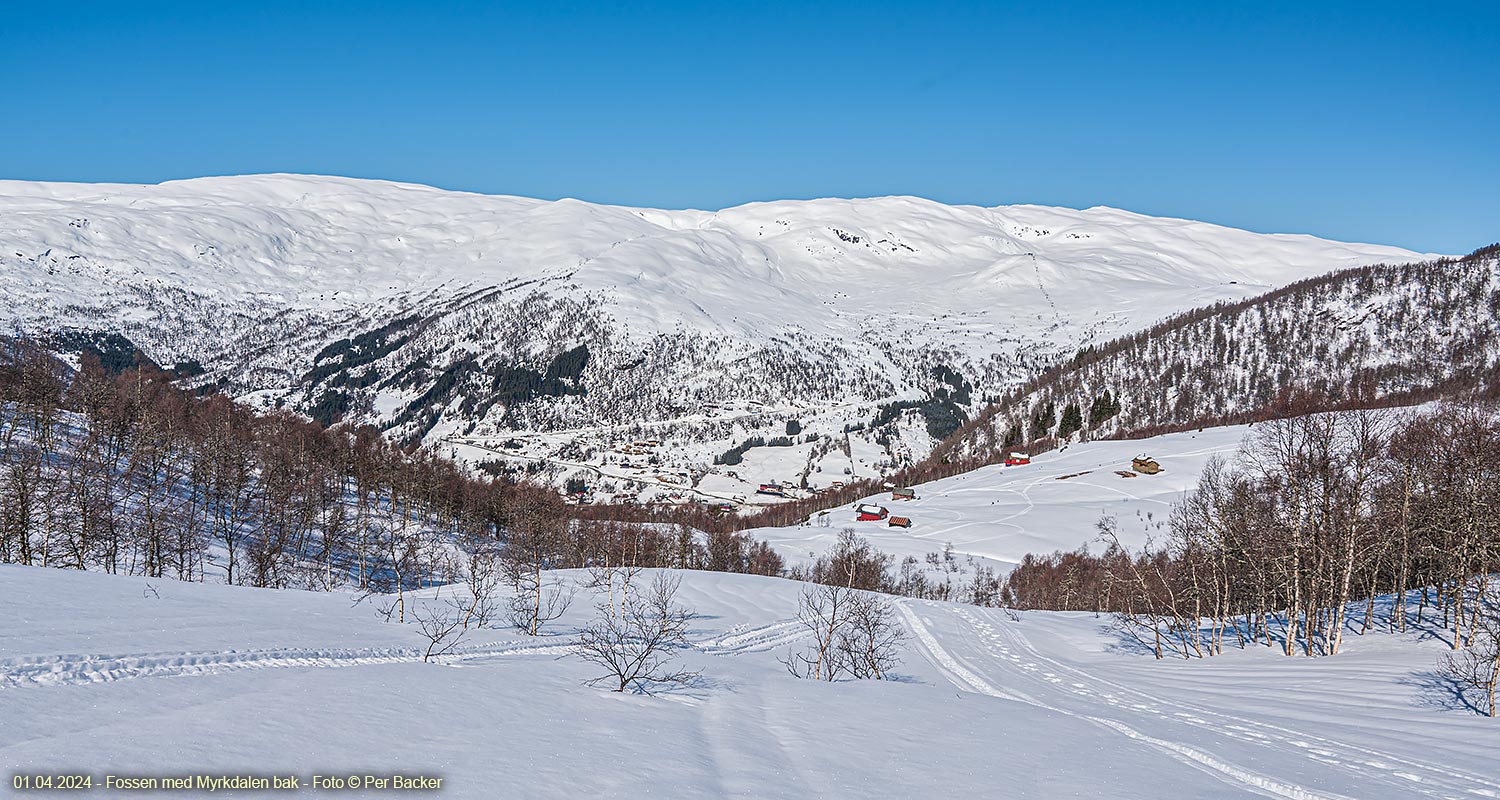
[3,564,1497,799]
[753,424,1252,571]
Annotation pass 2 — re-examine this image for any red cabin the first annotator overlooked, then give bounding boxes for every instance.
[855,503,889,521]
[1005,451,1031,466]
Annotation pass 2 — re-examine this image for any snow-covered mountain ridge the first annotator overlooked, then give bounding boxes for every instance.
[0,174,1436,497]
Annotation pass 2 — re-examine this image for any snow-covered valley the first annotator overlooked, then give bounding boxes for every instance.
[5,0,1495,794]
[4,176,1495,800]
[4,563,1497,799]
[0,175,1438,495]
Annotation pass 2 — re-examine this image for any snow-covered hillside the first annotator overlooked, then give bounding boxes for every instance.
[0,175,1435,494]
[944,248,1500,463]
[4,564,1496,799]
[751,424,1251,574]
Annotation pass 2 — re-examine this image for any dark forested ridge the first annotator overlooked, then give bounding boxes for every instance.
[943,247,1500,463]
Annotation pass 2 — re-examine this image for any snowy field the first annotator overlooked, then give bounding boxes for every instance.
[4,564,1498,799]
[753,424,1253,570]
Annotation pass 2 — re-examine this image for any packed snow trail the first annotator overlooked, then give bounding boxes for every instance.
[0,619,812,691]
[896,602,1350,800]
[691,618,808,654]
[899,601,1500,800]
[0,640,576,689]
[967,607,1500,799]
[0,621,810,690]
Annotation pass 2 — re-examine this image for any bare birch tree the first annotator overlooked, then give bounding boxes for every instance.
[575,572,699,693]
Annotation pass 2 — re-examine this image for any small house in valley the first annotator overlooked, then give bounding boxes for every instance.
[1132,456,1162,475]
[855,503,889,521]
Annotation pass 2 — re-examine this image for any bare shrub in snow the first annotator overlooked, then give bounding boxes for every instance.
[575,572,699,693]
[453,543,504,630]
[837,591,907,680]
[784,583,854,681]
[505,560,574,636]
[784,582,904,681]
[413,599,467,663]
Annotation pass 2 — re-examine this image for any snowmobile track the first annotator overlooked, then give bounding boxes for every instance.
[897,600,1357,800]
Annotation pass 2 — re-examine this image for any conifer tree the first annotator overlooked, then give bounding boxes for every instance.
[1057,403,1084,439]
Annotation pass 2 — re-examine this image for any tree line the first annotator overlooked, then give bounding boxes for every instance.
[1000,402,1500,713]
[0,336,785,596]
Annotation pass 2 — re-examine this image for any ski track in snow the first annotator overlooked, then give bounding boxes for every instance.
[0,640,574,689]
[8,578,1493,800]
[962,607,1500,799]
[901,600,1500,800]
[0,619,812,691]
[898,601,1362,800]
[697,680,821,799]
[692,618,808,654]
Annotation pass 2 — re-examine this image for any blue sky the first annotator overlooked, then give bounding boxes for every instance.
[3,1,1495,252]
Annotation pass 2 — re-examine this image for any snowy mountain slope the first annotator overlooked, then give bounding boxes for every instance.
[946,248,1500,463]
[0,175,1436,490]
[750,424,1252,573]
[4,564,1496,799]
[0,176,1430,325]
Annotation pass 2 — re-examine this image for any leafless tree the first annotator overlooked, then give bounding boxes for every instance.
[1438,598,1500,717]
[784,583,855,681]
[413,597,468,663]
[450,541,504,630]
[575,572,699,693]
[505,556,574,635]
[836,591,906,680]
[585,563,645,622]
[784,582,904,681]
[504,492,573,635]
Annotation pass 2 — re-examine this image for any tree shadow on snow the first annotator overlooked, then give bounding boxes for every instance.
[625,671,722,702]
[1399,668,1486,716]
[878,672,923,685]
[1099,622,1167,658]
